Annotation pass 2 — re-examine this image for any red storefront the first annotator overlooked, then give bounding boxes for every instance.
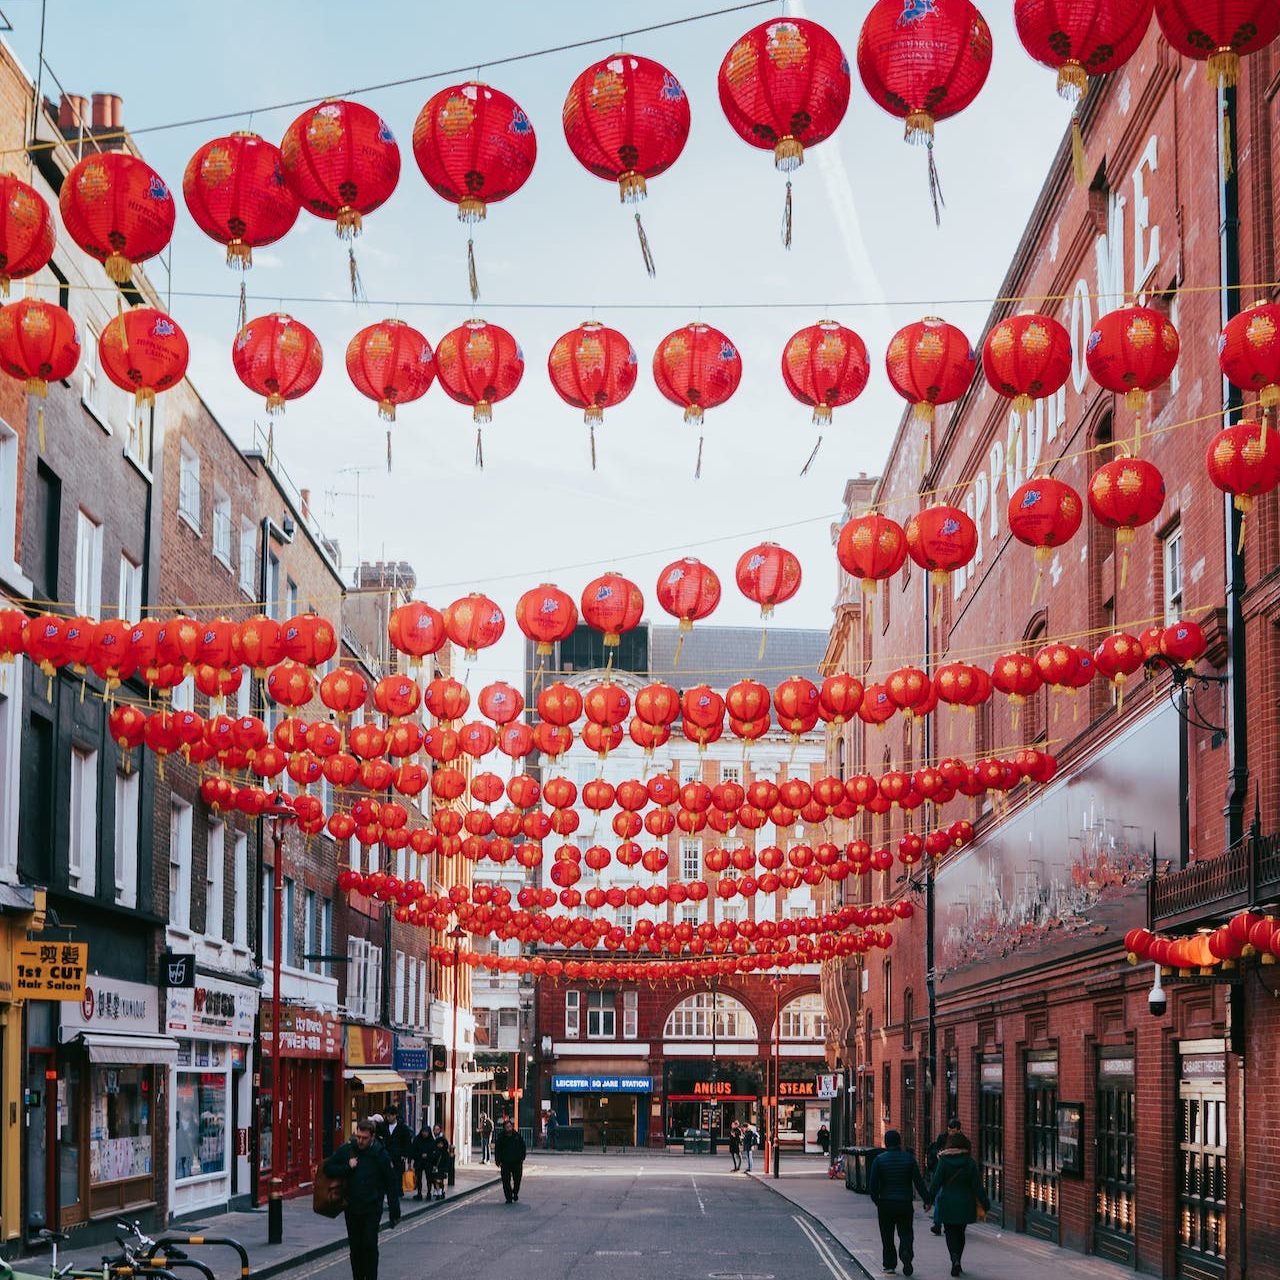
[257,1006,342,1199]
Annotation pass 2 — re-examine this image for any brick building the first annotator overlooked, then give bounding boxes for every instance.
[823,27,1280,1280]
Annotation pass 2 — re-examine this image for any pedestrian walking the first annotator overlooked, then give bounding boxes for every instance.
[547,1110,559,1150]
[381,1107,413,1189]
[742,1122,758,1172]
[429,1124,451,1200]
[728,1122,742,1172]
[868,1129,930,1277]
[322,1119,401,1280]
[479,1112,494,1164]
[926,1118,964,1236]
[411,1121,435,1200]
[494,1117,527,1203]
[928,1132,989,1277]
[817,1123,831,1155]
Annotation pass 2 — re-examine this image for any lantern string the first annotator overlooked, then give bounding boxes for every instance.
[634,212,656,278]
[926,141,945,229]
[781,179,793,250]
[467,236,480,304]
[799,436,822,477]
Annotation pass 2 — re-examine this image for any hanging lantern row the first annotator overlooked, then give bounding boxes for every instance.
[1126,909,1280,972]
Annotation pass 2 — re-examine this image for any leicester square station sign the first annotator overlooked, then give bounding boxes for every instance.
[552,1075,652,1093]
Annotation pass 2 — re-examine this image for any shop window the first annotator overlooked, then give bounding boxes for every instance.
[90,1065,154,1185]
[564,990,580,1038]
[663,991,757,1040]
[622,989,638,1039]
[170,800,192,929]
[781,992,828,1040]
[206,820,224,939]
[174,1041,226,1180]
[587,990,616,1039]
[69,746,98,896]
[232,833,248,948]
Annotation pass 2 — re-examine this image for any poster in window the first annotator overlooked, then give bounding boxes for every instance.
[1056,1102,1083,1176]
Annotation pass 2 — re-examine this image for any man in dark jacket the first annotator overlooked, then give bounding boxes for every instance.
[494,1117,527,1203]
[323,1119,401,1280]
[382,1108,414,1172]
[868,1129,930,1276]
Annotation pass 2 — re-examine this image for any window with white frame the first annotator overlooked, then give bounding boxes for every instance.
[1163,524,1183,623]
[232,833,248,947]
[407,956,418,1026]
[238,517,256,595]
[394,949,407,1023]
[212,486,232,566]
[169,799,192,929]
[780,992,828,1040]
[69,746,98,895]
[719,903,743,924]
[285,576,298,618]
[172,673,195,712]
[178,441,201,529]
[206,820,224,939]
[587,989,616,1038]
[417,959,428,1026]
[125,401,152,470]
[74,511,102,619]
[622,988,638,1039]
[679,759,699,784]
[616,904,635,934]
[235,675,251,718]
[117,554,142,621]
[0,686,16,882]
[0,422,18,568]
[316,897,332,977]
[680,903,700,927]
[345,937,383,1022]
[664,991,757,1040]
[303,890,318,971]
[114,768,140,911]
[282,876,296,965]
[81,321,106,423]
[266,552,281,619]
[719,763,741,786]
[680,838,701,882]
[564,989,580,1038]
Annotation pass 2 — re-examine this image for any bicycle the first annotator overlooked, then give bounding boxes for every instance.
[827,1153,847,1180]
[108,1223,221,1280]
[0,1228,182,1280]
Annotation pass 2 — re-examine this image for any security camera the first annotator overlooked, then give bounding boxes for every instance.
[1148,965,1166,1018]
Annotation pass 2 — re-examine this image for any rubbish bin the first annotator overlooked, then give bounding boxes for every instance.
[683,1127,710,1154]
[841,1147,857,1191]
[851,1146,884,1193]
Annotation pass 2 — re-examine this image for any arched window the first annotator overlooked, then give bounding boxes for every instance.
[781,992,828,1040]
[663,991,757,1040]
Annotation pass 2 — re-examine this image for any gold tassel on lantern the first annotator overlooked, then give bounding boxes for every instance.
[104,253,131,283]
[226,239,252,269]
[1207,47,1240,89]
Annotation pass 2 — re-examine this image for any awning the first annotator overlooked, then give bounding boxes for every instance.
[79,1033,180,1065]
[343,1069,408,1092]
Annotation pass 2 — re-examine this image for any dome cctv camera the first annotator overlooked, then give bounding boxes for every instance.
[1148,964,1166,1018]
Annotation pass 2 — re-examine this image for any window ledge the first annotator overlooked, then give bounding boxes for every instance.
[178,508,202,536]
[213,549,234,572]
[123,446,154,484]
[82,396,112,436]
[0,559,32,598]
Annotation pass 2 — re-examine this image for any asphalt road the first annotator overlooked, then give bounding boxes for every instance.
[281,1157,864,1280]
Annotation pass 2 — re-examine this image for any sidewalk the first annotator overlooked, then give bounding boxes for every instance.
[749,1161,1134,1280]
[7,1166,499,1280]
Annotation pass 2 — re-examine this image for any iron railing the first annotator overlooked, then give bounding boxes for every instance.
[1150,828,1280,930]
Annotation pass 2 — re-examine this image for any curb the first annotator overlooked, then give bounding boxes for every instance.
[746,1172,873,1280]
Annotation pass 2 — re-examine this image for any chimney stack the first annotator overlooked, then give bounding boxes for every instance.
[300,488,311,520]
[91,93,110,129]
[58,94,88,131]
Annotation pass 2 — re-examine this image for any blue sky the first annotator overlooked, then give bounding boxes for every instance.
[6,0,1071,687]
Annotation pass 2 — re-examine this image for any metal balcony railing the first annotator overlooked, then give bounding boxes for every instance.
[1149,828,1280,930]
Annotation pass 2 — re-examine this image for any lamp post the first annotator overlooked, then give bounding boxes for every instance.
[708,976,719,1155]
[447,924,465,1185]
[772,976,782,1179]
[264,790,297,1246]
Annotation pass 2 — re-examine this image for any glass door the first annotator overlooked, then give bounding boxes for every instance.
[1177,1081,1226,1279]
[1095,1052,1136,1265]
[1024,1053,1059,1243]
[901,1064,917,1155]
[977,1055,1003,1223]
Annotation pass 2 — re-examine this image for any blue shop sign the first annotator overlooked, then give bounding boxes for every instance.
[394,1034,428,1072]
[552,1074,652,1093]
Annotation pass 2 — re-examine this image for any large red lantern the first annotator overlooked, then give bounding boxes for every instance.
[548,321,638,467]
[983,311,1073,416]
[1206,420,1280,527]
[886,316,976,424]
[657,557,721,635]
[435,319,523,461]
[1153,0,1280,86]
[736,543,801,619]
[515,584,578,656]
[232,313,323,414]
[819,673,864,724]
[991,651,1043,706]
[836,513,908,595]
[562,54,690,274]
[1087,457,1166,583]
[580,572,644,648]
[781,320,868,470]
[478,682,524,725]
[905,505,978,587]
[0,174,55,295]
[182,132,300,269]
[413,82,536,299]
[653,324,742,476]
[717,18,850,243]
[1007,476,1084,587]
[1086,304,1180,417]
[1218,301,1280,408]
[0,299,80,406]
[444,593,505,658]
[98,308,189,408]
[388,601,446,668]
[59,152,175,282]
[635,683,680,728]
[857,0,992,217]
[346,319,434,423]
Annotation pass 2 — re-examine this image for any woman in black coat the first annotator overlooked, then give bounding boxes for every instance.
[411,1123,436,1201]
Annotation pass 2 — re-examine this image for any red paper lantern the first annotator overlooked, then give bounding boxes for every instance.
[819,673,864,724]
[0,174,55,295]
[982,311,1073,415]
[736,542,801,618]
[478,682,524,725]
[1161,620,1207,664]
[538,682,583,726]
[886,316,976,423]
[425,676,470,724]
[0,299,80,400]
[991,651,1044,704]
[636,683,681,728]
[653,323,742,428]
[319,665,368,717]
[98,308,189,407]
[435,319,524,437]
[548,321,637,465]
[515,584,578,655]
[1086,304,1180,410]
[1153,0,1280,86]
[774,677,821,735]
[374,674,422,720]
[1218,300,1280,408]
[780,320,869,461]
[232,313,323,414]
[443,593,505,658]
[1007,476,1084,564]
[562,54,690,272]
[856,0,993,193]
[59,152,175,282]
[266,661,314,708]
[905,504,978,585]
[1087,457,1166,544]
[836,514,908,594]
[1094,631,1145,694]
[182,132,300,268]
[346,319,435,421]
[280,99,400,237]
[388,601,446,666]
[656,558,721,632]
[580,572,644,647]
[1206,420,1280,519]
[1014,0,1153,101]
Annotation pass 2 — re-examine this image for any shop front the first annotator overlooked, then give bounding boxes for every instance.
[258,1005,342,1198]
[55,976,175,1228]
[165,974,258,1217]
[663,1061,762,1147]
[393,1034,428,1131]
[777,1073,831,1153]
[344,1024,407,1130]
[550,1074,651,1147]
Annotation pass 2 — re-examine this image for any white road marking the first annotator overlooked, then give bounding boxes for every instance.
[692,1176,707,1216]
[793,1214,853,1280]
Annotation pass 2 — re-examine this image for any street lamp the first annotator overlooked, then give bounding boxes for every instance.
[263,790,296,1246]
[447,924,465,1185]
[771,975,782,1179]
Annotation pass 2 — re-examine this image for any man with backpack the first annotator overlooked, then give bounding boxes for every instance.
[322,1119,401,1280]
